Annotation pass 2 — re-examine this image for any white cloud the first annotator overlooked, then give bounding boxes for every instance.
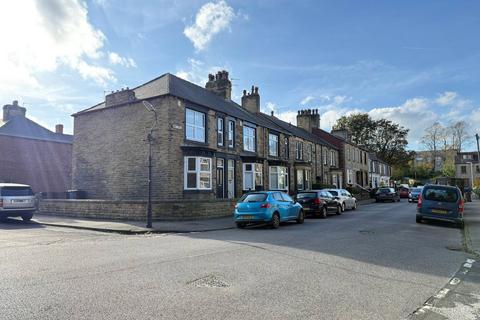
[108,52,137,68]
[0,0,134,88]
[184,0,236,51]
[435,91,457,106]
[175,58,229,87]
[300,96,315,105]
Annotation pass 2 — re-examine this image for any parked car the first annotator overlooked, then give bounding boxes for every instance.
[0,183,37,221]
[416,185,464,228]
[399,186,410,198]
[324,189,357,211]
[296,190,342,218]
[375,187,400,202]
[408,187,423,203]
[234,191,304,229]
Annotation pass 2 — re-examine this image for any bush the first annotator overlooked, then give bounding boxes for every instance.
[473,188,480,199]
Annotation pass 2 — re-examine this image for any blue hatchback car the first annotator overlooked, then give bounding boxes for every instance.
[234,191,304,229]
[416,185,464,228]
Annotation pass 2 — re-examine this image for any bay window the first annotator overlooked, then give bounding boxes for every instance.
[185,109,205,142]
[243,126,256,152]
[243,163,263,190]
[269,166,288,190]
[268,133,279,156]
[184,157,212,190]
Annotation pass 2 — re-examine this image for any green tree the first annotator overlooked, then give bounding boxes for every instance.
[441,160,456,178]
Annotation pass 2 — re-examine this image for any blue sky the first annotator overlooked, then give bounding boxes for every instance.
[1,0,479,150]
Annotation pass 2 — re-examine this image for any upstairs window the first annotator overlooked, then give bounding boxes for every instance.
[284,138,289,159]
[228,120,235,148]
[269,133,279,156]
[296,141,303,160]
[243,126,256,152]
[330,150,335,166]
[217,118,224,146]
[323,149,327,165]
[185,109,205,142]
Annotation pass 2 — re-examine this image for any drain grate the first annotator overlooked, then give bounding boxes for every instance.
[188,274,230,288]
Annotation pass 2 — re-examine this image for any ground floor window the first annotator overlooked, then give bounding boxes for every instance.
[296,169,311,191]
[184,157,212,190]
[269,166,288,190]
[347,169,353,184]
[243,163,263,191]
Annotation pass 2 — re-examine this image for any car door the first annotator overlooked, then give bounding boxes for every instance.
[320,191,336,211]
[281,193,297,218]
[273,192,288,220]
[340,190,350,208]
[344,190,354,208]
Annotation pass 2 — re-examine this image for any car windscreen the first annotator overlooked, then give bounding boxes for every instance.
[0,187,34,196]
[377,188,391,194]
[423,188,458,203]
[328,190,338,196]
[240,193,267,202]
[297,192,317,199]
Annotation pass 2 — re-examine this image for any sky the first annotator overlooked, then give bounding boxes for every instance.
[1,0,479,150]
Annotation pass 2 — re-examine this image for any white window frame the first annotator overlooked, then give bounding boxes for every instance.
[217,117,224,146]
[243,163,263,190]
[227,120,235,148]
[296,141,303,160]
[243,126,256,152]
[330,150,335,166]
[269,166,289,190]
[185,109,206,142]
[284,138,289,159]
[184,157,212,190]
[323,149,327,165]
[268,133,279,156]
[297,169,304,191]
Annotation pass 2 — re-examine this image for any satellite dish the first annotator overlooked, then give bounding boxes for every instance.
[142,100,155,111]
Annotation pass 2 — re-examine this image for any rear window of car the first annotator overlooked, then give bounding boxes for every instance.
[423,187,458,203]
[412,188,422,193]
[328,190,338,196]
[240,193,267,202]
[377,188,392,193]
[0,187,34,196]
[297,192,317,199]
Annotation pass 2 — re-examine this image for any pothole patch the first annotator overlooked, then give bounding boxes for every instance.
[188,274,230,288]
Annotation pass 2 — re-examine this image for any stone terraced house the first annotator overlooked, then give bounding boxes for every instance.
[63,71,340,220]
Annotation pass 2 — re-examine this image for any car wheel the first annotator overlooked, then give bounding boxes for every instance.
[296,210,305,224]
[341,203,346,212]
[416,216,422,224]
[271,213,280,229]
[336,205,342,215]
[22,213,33,221]
[320,206,328,219]
[236,222,246,229]
[352,201,357,210]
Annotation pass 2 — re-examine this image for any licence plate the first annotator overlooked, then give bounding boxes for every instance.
[242,215,255,220]
[13,199,27,203]
[432,209,447,214]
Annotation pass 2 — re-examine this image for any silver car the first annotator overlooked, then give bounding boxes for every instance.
[0,183,37,221]
[324,188,357,212]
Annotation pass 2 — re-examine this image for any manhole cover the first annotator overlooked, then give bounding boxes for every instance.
[359,230,375,235]
[188,275,230,288]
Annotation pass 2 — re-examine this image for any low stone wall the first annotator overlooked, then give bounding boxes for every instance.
[39,199,237,221]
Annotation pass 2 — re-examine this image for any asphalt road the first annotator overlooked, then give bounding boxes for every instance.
[0,200,467,320]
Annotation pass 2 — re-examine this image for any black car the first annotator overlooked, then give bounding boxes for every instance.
[296,190,342,218]
[375,187,400,202]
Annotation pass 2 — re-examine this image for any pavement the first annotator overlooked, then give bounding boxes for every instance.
[34,198,377,234]
[409,198,480,320]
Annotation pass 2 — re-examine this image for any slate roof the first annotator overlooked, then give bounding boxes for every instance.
[74,73,290,134]
[0,116,73,144]
[256,113,339,150]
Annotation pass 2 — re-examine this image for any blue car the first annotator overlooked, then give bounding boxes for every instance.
[416,185,464,228]
[234,191,304,229]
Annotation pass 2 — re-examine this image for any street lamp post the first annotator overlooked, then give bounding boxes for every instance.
[466,161,474,189]
[142,101,158,228]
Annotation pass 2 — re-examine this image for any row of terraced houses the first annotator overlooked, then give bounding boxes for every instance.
[2,71,392,220]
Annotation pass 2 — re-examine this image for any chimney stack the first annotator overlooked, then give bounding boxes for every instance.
[241,85,260,114]
[296,108,320,132]
[205,70,232,100]
[3,100,26,121]
[55,124,64,134]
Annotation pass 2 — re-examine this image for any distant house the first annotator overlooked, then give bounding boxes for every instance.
[368,153,391,188]
[0,101,73,193]
[455,151,480,187]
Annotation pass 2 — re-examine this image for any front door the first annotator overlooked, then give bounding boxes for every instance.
[227,159,235,198]
[216,159,225,198]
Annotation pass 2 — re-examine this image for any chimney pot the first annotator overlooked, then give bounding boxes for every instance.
[13,100,18,106]
[243,90,247,96]
[55,124,64,134]
[271,110,274,116]
[254,87,258,95]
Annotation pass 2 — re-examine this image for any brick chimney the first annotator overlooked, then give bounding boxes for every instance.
[2,100,26,121]
[331,129,349,140]
[296,109,320,132]
[241,86,260,114]
[205,70,232,100]
[55,124,64,134]
[105,87,136,108]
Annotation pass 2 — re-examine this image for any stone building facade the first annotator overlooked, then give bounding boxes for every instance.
[368,153,391,188]
[69,71,339,219]
[455,151,480,187]
[0,101,73,193]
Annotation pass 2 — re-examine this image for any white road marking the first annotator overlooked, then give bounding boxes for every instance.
[434,288,450,299]
[466,258,476,264]
[463,263,473,268]
[449,277,461,285]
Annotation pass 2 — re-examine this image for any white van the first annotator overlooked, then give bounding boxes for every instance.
[0,183,37,221]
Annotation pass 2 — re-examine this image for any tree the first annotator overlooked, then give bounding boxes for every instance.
[441,160,456,178]
[333,113,413,166]
[448,120,471,152]
[421,122,445,170]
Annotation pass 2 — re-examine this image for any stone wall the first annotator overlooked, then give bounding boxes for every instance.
[39,198,236,221]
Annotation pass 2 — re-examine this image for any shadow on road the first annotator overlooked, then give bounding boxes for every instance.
[0,217,45,230]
